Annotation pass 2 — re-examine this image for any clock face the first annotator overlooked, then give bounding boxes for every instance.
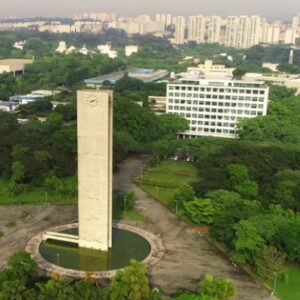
[86,94,99,107]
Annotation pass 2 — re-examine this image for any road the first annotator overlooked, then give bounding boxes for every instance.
[114,156,277,300]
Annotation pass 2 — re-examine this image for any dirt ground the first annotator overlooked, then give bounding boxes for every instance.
[0,205,77,269]
[0,156,277,300]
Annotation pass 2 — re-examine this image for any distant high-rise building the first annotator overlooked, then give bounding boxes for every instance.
[284,27,297,44]
[225,16,261,48]
[188,15,206,43]
[174,16,186,44]
[206,16,222,44]
[261,21,280,44]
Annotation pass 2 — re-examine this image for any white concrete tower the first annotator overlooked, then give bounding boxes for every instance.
[77,90,113,251]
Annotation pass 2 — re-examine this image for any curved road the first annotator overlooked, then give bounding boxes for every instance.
[114,156,277,300]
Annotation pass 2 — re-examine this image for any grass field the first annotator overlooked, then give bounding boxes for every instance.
[0,178,77,205]
[136,160,198,217]
[0,179,144,221]
[270,264,300,300]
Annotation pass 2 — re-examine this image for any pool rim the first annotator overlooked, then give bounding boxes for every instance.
[25,221,165,279]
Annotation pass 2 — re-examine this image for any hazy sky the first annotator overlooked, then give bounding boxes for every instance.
[0,0,299,20]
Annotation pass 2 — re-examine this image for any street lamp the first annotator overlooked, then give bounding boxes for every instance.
[273,271,278,295]
[56,253,60,267]
[123,195,127,219]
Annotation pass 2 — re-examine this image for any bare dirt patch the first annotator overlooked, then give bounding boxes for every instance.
[0,205,77,268]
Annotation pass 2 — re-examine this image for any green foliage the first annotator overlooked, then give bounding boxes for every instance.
[171,184,196,208]
[109,260,151,300]
[226,164,258,199]
[172,293,217,300]
[183,198,215,225]
[233,220,265,264]
[121,191,137,211]
[5,220,17,228]
[255,246,285,281]
[199,274,236,300]
[18,99,53,117]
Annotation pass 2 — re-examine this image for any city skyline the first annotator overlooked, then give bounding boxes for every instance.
[1,0,300,20]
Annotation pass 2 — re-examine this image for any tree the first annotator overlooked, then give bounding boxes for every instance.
[121,191,137,211]
[172,293,217,300]
[183,198,215,225]
[233,220,265,264]
[199,274,236,300]
[171,184,195,208]
[226,164,258,199]
[255,246,285,281]
[6,252,38,285]
[109,260,151,300]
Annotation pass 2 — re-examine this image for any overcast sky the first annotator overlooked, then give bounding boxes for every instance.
[0,0,299,20]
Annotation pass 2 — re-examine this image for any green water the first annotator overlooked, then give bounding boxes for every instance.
[39,228,151,271]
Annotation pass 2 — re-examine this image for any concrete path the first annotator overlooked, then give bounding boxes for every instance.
[114,157,277,300]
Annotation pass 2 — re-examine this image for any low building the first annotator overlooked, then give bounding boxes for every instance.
[166,75,269,139]
[0,101,18,112]
[125,45,139,56]
[10,90,61,105]
[0,59,33,76]
[85,68,169,86]
[148,96,166,114]
[243,73,300,95]
[97,44,118,59]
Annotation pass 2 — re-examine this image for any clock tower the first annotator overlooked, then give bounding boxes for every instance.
[77,90,113,251]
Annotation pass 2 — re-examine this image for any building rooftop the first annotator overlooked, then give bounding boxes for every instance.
[84,68,169,85]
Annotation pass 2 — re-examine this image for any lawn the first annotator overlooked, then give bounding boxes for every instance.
[0,179,145,221]
[271,264,300,300]
[0,178,77,205]
[136,160,198,214]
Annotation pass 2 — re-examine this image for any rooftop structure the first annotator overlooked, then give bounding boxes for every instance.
[166,75,269,139]
[243,73,300,95]
[0,101,18,112]
[85,68,169,86]
[187,60,235,79]
[0,59,33,76]
[10,90,61,105]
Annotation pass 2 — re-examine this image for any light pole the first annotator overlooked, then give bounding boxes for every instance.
[175,200,178,215]
[123,195,127,219]
[140,166,143,179]
[156,186,159,197]
[56,253,60,267]
[273,271,278,295]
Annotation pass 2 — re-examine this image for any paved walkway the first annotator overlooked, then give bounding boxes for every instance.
[114,157,277,300]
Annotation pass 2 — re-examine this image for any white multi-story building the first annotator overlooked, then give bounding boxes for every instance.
[188,15,206,43]
[174,16,186,44]
[166,77,269,138]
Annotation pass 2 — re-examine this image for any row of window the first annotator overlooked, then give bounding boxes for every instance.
[168,102,264,109]
[169,107,264,116]
[189,127,236,134]
[168,86,266,95]
[168,94,266,101]
[189,122,236,127]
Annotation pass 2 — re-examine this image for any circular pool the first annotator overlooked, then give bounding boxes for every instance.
[39,227,151,272]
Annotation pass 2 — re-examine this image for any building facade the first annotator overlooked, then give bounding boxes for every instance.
[188,15,206,44]
[174,16,186,44]
[166,78,269,138]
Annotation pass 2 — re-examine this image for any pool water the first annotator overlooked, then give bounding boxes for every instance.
[39,228,151,271]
